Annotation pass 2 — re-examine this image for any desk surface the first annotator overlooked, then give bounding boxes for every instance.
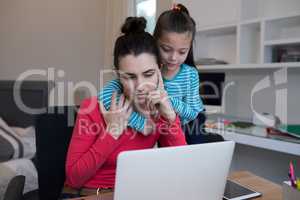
[70,171,282,200]
[228,171,282,200]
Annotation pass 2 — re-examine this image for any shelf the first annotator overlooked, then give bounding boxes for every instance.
[208,129,300,156]
[196,23,237,35]
[240,18,261,26]
[264,38,300,46]
[197,63,300,71]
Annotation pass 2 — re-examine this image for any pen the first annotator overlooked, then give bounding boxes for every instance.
[289,162,297,188]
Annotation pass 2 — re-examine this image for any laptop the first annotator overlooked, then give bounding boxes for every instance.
[111,141,235,200]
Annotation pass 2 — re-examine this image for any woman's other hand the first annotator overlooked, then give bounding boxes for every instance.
[99,92,132,139]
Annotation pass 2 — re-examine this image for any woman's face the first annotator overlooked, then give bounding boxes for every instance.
[118,53,159,107]
[157,31,192,72]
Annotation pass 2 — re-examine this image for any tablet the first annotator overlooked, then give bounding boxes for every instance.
[223,180,262,200]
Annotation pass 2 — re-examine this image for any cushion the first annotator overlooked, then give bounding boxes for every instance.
[0,159,38,200]
[0,118,36,162]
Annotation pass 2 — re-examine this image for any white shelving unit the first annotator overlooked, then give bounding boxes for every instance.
[193,0,300,69]
[191,0,300,157]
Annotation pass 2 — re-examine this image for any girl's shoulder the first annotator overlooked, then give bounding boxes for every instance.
[105,79,122,88]
[180,64,199,77]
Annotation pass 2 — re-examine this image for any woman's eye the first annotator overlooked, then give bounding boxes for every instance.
[144,73,154,77]
[179,51,187,55]
[121,75,136,80]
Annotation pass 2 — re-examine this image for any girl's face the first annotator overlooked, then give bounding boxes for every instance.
[158,31,192,71]
[118,53,159,107]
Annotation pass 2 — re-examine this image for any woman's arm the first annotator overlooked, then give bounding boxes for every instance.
[157,115,187,147]
[98,79,146,132]
[169,69,204,124]
[65,98,123,188]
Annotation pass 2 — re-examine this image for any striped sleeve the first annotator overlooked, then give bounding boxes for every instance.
[169,67,204,124]
[98,79,122,110]
[98,79,146,132]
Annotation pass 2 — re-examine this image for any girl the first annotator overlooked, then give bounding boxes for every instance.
[99,4,207,144]
[63,17,186,198]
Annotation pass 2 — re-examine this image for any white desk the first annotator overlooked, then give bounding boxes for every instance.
[207,128,300,156]
[206,114,300,184]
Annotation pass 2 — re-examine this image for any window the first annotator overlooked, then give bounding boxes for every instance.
[135,0,156,33]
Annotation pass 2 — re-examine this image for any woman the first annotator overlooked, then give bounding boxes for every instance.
[62,17,186,198]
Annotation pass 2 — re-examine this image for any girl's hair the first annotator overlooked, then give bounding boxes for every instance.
[114,17,160,70]
[153,4,196,66]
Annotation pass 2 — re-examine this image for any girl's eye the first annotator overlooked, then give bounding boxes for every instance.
[179,51,187,55]
[161,46,171,52]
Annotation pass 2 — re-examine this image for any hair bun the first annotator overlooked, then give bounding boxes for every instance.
[121,17,147,35]
[173,3,190,16]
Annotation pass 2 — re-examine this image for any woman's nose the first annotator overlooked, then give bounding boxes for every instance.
[136,77,145,91]
[136,77,152,92]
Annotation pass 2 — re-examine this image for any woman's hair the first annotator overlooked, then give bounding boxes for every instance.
[153,4,196,66]
[114,17,160,70]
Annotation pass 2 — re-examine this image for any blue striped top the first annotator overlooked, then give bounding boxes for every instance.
[98,64,204,132]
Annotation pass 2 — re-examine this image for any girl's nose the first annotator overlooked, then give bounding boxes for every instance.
[170,52,177,61]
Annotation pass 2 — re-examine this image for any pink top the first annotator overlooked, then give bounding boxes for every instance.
[65,97,186,189]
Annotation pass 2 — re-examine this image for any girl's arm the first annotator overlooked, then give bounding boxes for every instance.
[169,69,204,124]
[65,98,123,188]
[98,79,146,132]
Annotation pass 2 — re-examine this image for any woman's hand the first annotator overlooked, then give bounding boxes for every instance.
[99,92,132,139]
[147,71,176,122]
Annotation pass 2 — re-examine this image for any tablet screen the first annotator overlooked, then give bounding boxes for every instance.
[223,180,261,200]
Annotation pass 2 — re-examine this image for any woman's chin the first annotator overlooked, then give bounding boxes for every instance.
[134,97,146,104]
[133,101,150,115]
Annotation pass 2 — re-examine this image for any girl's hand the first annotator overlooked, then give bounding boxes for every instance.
[99,92,132,139]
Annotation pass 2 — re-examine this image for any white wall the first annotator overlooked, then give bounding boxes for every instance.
[0,0,107,105]
[156,0,172,18]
